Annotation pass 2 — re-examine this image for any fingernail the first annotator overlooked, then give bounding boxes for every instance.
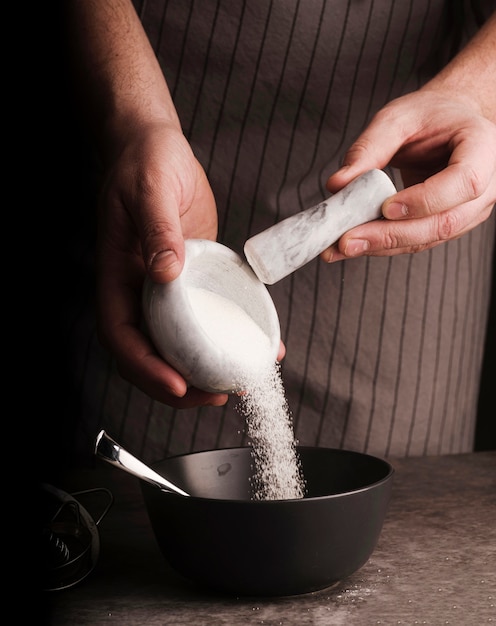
[150,250,178,275]
[345,239,370,257]
[384,201,408,219]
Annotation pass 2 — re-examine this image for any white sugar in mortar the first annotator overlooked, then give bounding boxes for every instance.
[188,287,305,500]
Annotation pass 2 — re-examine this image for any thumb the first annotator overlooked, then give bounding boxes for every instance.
[326,102,410,193]
[326,140,395,194]
[148,243,184,283]
[139,203,186,284]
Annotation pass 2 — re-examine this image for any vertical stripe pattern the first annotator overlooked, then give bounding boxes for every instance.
[69,0,495,465]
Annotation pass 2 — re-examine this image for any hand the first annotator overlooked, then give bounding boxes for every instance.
[96,120,229,407]
[322,90,496,261]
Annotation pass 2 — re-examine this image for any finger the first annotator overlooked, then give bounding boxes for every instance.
[337,201,491,257]
[319,244,347,263]
[134,191,186,284]
[326,102,412,192]
[321,199,493,262]
[150,385,229,409]
[97,251,145,355]
[383,126,496,219]
[103,321,188,397]
[111,327,229,407]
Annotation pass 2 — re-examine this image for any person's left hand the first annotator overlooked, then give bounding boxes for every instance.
[322,89,496,262]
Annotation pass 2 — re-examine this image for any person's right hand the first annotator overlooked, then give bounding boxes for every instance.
[96,120,230,408]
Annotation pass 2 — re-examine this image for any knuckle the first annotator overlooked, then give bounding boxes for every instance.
[466,168,486,200]
[436,211,459,241]
[409,242,431,254]
[462,166,485,200]
[373,102,398,125]
[421,181,443,215]
[143,220,170,239]
[135,165,161,197]
[345,136,376,162]
[383,229,400,250]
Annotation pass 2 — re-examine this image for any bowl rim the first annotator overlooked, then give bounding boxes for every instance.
[146,445,395,504]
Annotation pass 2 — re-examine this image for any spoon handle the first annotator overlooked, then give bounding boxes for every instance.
[95,430,189,497]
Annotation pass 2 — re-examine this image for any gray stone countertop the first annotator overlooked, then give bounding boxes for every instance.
[45,451,495,625]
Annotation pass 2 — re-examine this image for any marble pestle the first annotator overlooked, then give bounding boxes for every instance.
[244,169,397,284]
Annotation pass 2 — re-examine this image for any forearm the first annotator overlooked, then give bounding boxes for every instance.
[63,0,180,162]
[422,11,496,122]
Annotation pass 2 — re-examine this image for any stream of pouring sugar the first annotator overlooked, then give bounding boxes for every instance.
[188,286,306,501]
[237,361,306,500]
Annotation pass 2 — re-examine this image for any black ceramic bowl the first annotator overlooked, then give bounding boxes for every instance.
[141,446,393,597]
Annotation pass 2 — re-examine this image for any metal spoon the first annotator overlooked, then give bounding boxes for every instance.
[95,430,190,497]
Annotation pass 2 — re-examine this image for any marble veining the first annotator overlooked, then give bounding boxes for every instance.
[142,239,280,393]
[244,169,397,284]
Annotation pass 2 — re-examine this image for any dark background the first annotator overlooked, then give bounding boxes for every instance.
[475,260,496,451]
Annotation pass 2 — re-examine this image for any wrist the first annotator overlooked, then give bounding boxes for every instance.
[418,83,485,118]
[101,108,181,165]
[420,12,496,123]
